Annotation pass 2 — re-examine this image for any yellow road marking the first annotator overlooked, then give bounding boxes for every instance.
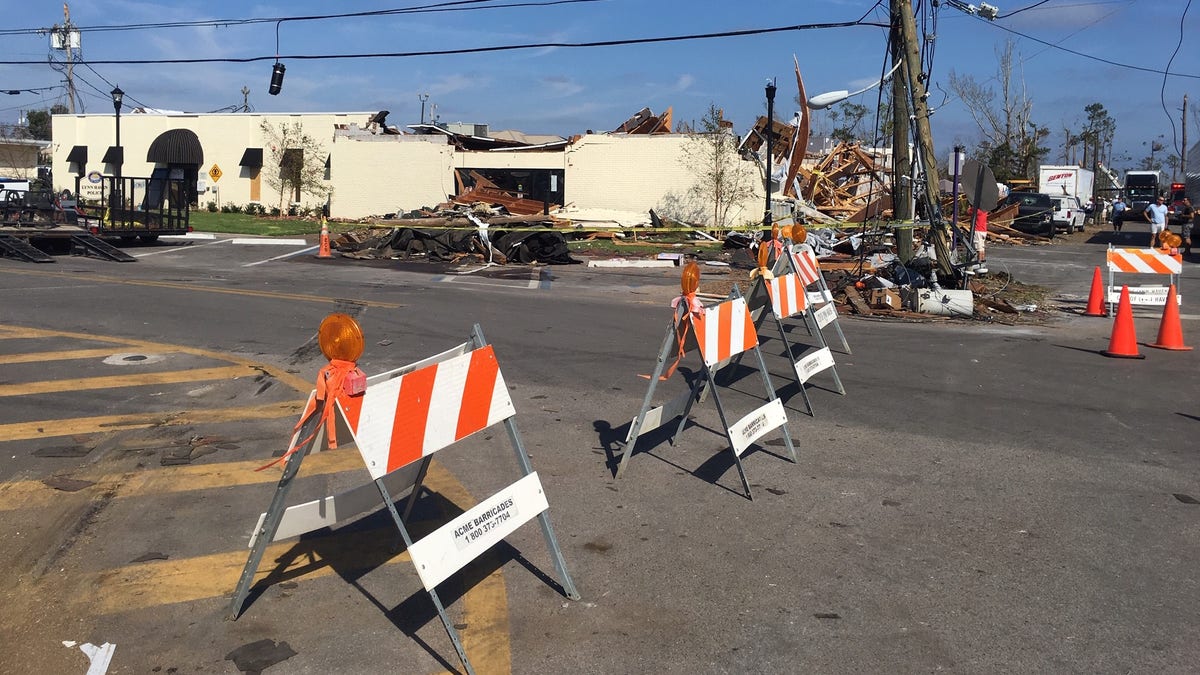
[0,400,305,444]
[0,443,358,512]
[84,527,415,614]
[0,322,312,393]
[0,268,402,309]
[0,364,254,398]
[0,348,139,365]
[54,461,511,672]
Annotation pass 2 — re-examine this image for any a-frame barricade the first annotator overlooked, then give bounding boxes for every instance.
[773,242,852,355]
[614,288,796,500]
[229,324,578,675]
[744,271,846,416]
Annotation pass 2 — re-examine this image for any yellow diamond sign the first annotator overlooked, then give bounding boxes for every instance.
[208,164,222,182]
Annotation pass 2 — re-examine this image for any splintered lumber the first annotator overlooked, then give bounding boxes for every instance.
[843,285,874,316]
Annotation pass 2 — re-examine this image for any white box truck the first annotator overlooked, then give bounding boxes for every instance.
[1038,165,1095,232]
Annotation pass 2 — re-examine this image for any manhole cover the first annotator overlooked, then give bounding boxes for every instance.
[103,352,167,366]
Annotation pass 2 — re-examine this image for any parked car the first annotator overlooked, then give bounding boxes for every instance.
[1049,195,1085,233]
[1003,191,1055,237]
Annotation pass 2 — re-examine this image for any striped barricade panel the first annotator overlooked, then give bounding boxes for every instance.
[339,345,515,480]
[764,274,808,318]
[690,297,759,367]
[789,245,822,287]
[1106,248,1182,274]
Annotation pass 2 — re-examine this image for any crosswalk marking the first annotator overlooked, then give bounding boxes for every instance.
[0,400,305,444]
[0,365,255,397]
[0,348,136,365]
[0,446,361,512]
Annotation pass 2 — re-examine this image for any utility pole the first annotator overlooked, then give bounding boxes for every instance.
[893,0,953,278]
[58,4,79,111]
[1182,94,1189,179]
[890,11,912,262]
[241,86,251,112]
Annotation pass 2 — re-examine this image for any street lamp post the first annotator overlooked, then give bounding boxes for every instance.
[111,85,124,210]
[764,79,776,232]
[418,93,429,125]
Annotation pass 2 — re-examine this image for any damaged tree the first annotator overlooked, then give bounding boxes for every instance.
[679,104,757,231]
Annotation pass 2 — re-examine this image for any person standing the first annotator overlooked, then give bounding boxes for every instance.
[1144,195,1169,246]
[1111,196,1126,231]
[1183,197,1196,255]
[970,205,988,273]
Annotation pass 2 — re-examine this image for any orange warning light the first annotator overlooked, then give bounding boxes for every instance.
[681,260,700,295]
[771,222,780,241]
[318,313,364,362]
[756,242,770,269]
[780,224,793,241]
[793,224,808,244]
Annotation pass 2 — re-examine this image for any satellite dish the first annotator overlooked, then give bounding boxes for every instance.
[961,158,999,211]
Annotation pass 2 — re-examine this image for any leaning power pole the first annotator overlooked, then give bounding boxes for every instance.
[892,0,953,277]
[890,9,913,262]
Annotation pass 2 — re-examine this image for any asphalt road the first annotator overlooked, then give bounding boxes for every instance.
[1,223,1197,674]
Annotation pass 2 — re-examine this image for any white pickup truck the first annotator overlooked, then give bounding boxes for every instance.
[1049,194,1085,233]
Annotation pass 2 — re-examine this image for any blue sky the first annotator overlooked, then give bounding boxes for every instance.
[1,0,1197,173]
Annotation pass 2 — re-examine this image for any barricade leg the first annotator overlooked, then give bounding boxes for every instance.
[228,401,326,620]
[704,368,754,500]
[749,338,797,464]
[616,319,680,478]
[472,323,580,600]
[502,416,581,600]
[670,378,705,442]
[375,478,476,675]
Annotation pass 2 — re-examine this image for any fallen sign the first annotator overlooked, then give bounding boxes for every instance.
[229,320,578,675]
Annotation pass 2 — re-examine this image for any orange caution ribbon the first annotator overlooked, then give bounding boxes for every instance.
[256,358,365,471]
[640,294,704,381]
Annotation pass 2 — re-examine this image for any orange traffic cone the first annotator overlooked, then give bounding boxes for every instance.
[1101,286,1145,359]
[1083,266,1108,317]
[1149,284,1192,351]
[317,218,332,259]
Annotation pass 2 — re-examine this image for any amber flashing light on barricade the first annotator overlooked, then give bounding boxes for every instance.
[318,313,364,362]
[793,224,808,244]
[681,260,700,295]
[780,225,793,241]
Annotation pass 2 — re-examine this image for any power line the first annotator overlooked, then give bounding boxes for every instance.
[997,0,1055,18]
[977,14,1200,80]
[0,0,602,37]
[1159,0,1192,160]
[0,19,885,67]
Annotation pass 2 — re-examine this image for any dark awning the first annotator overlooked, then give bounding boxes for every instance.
[280,148,302,166]
[101,146,124,164]
[238,147,263,168]
[146,128,203,165]
[66,145,87,163]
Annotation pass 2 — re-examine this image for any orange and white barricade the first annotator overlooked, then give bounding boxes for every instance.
[1104,245,1182,314]
[229,324,578,675]
[616,282,796,500]
[772,242,852,354]
[745,272,846,416]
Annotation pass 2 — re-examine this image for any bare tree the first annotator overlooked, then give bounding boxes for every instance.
[259,120,331,215]
[947,39,1049,181]
[677,103,757,230]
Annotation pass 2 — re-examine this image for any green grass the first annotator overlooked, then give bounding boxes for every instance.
[188,211,323,236]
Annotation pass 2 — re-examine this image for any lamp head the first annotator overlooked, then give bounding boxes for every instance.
[110,86,124,111]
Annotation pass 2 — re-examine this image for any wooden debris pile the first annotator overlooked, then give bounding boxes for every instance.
[612,107,674,134]
[793,142,892,222]
[448,170,553,216]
